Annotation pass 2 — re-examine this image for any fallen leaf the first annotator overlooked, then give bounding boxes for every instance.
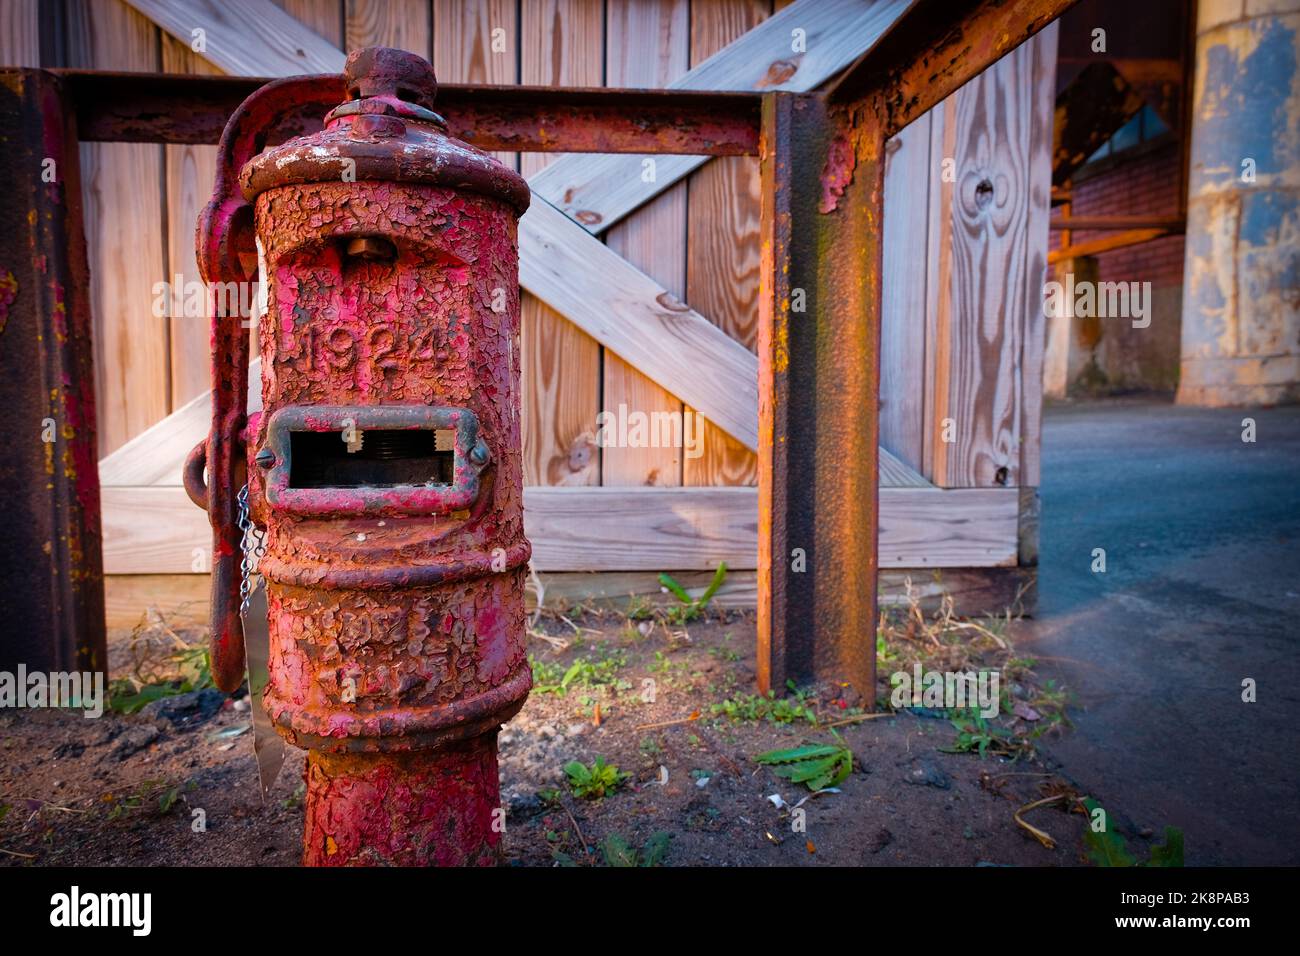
[209,723,251,741]
[1013,702,1041,721]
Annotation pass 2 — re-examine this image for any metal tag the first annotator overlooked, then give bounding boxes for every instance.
[241,575,284,802]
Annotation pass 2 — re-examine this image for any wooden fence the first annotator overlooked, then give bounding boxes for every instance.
[0,0,1056,620]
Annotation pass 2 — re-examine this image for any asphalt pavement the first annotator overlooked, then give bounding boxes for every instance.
[1028,398,1300,865]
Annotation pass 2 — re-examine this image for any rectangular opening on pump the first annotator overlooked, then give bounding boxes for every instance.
[288,428,456,489]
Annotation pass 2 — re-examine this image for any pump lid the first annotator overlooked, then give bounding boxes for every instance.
[240,47,530,214]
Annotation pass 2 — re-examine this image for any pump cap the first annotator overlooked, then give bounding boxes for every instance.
[239,47,530,214]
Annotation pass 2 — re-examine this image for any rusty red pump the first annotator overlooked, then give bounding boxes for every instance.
[185,47,532,866]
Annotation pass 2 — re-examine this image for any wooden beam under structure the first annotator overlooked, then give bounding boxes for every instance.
[1048,227,1172,264]
[1050,214,1186,231]
[100,484,1020,575]
[104,566,1036,629]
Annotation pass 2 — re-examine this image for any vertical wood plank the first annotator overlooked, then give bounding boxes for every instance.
[274,0,344,45]
[518,0,603,180]
[434,0,515,81]
[434,0,517,169]
[879,111,932,472]
[928,40,1039,489]
[519,0,601,487]
[1019,22,1057,489]
[161,35,219,409]
[66,0,168,456]
[477,0,598,487]
[603,0,688,487]
[0,0,40,65]
[684,0,768,487]
[345,0,429,58]
[922,99,947,482]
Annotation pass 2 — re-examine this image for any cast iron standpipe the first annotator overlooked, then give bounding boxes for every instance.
[187,47,532,865]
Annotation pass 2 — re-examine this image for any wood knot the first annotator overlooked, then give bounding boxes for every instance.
[656,291,690,313]
[758,57,801,88]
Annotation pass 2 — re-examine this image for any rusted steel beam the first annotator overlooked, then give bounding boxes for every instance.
[1049,215,1186,231]
[0,69,106,677]
[757,92,881,699]
[827,0,1080,135]
[53,69,760,155]
[753,0,1082,695]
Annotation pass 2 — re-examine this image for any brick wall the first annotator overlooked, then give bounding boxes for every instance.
[1067,138,1185,286]
[1052,138,1185,392]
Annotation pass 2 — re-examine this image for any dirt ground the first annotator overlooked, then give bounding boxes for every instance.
[0,603,1150,867]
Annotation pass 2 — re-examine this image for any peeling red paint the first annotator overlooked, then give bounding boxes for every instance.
[302,738,502,866]
[819,128,857,214]
[192,47,531,865]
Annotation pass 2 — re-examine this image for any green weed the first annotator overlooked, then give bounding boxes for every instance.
[600,831,671,867]
[658,563,727,625]
[564,757,628,800]
[754,732,854,792]
[1081,798,1183,867]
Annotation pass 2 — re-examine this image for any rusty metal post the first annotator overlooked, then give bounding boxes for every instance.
[0,69,106,677]
[189,48,531,866]
[755,0,1081,698]
[756,91,884,700]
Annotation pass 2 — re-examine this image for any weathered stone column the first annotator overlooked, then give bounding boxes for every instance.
[1043,256,1102,399]
[1178,0,1300,406]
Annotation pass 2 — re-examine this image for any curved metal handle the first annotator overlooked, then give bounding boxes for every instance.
[183,440,208,510]
[198,73,345,693]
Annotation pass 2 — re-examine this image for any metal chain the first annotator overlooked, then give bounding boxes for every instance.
[236,484,266,615]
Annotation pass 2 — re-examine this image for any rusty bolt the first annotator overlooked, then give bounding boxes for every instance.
[345,236,397,261]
